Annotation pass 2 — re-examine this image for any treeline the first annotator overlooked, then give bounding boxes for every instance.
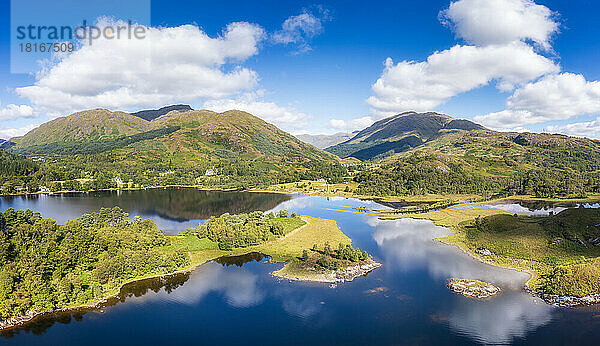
[0,207,188,321]
[354,155,507,196]
[186,210,302,250]
[1,147,349,194]
[304,242,370,270]
[355,152,597,198]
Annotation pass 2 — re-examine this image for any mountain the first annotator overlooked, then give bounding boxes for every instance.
[7,108,336,162]
[295,132,356,149]
[9,109,149,148]
[326,111,487,161]
[130,104,193,121]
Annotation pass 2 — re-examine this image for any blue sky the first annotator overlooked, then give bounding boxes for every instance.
[1,0,600,138]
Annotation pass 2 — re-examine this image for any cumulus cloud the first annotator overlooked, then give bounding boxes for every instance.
[544,118,600,139]
[328,116,374,131]
[272,8,331,53]
[367,43,558,115]
[440,0,559,50]
[204,91,310,132]
[475,73,600,129]
[0,124,39,139]
[16,19,265,116]
[366,0,569,120]
[0,104,35,120]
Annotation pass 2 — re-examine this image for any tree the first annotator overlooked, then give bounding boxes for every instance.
[324,242,331,257]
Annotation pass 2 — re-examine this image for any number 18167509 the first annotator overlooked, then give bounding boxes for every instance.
[19,42,75,53]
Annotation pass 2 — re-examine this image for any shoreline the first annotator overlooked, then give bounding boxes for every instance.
[0,184,245,198]
[2,189,598,330]
[432,220,600,308]
[0,255,382,332]
[272,260,382,283]
[0,215,378,331]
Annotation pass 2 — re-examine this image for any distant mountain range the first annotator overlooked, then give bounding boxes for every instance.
[326,111,487,161]
[295,132,357,149]
[4,108,599,168]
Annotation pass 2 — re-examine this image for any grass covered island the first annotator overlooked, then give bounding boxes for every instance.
[0,207,379,330]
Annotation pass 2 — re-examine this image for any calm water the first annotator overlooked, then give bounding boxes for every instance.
[2,189,600,345]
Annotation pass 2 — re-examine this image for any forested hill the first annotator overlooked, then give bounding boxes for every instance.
[0,108,344,191]
[4,108,335,162]
[326,111,487,161]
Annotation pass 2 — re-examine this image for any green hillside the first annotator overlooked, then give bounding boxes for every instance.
[8,108,334,162]
[326,111,486,161]
[9,109,150,148]
[1,108,343,191]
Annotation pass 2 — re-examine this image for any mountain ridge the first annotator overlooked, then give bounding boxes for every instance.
[326,111,488,161]
[5,108,336,163]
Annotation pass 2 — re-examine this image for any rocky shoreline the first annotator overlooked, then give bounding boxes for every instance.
[333,261,383,282]
[528,289,600,307]
[274,260,382,283]
[447,278,501,299]
[0,298,109,332]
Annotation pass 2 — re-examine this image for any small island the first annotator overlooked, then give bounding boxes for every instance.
[0,207,379,331]
[447,278,500,299]
[272,243,381,282]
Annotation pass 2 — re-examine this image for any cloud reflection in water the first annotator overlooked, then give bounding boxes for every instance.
[371,217,553,344]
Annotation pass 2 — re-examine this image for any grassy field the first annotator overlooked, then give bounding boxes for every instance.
[258,179,485,205]
[163,215,352,277]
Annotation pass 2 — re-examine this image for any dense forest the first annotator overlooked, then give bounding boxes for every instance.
[305,242,370,270]
[354,152,598,198]
[0,148,348,193]
[0,207,189,321]
[186,210,303,250]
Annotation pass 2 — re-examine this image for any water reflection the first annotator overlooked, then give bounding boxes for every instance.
[124,261,266,308]
[370,216,554,344]
[0,188,289,234]
[453,199,600,216]
[2,191,599,345]
[371,217,529,288]
[444,292,552,345]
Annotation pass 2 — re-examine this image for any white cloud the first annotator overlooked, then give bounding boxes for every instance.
[544,118,600,139]
[328,116,374,131]
[272,8,331,53]
[203,92,310,132]
[0,104,35,120]
[0,124,38,139]
[440,0,559,50]
[475,73,600,129]
[17,19,265,117]
[367,43,558,115]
